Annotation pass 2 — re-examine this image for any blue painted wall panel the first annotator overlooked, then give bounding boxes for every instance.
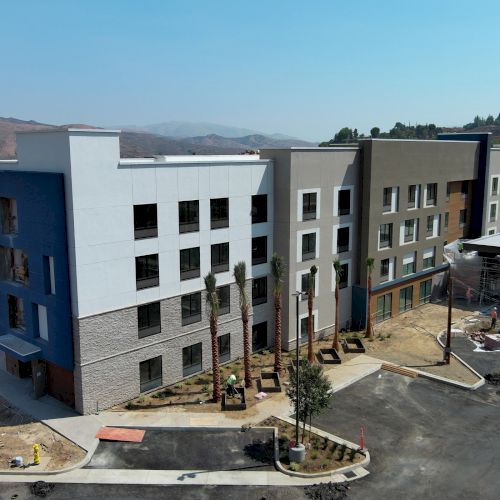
[0,171,73,371]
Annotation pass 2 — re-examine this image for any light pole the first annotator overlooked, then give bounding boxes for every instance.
[289,291,305,463]
[443,254,453,364]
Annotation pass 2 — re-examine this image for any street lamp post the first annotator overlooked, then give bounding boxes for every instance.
[443,254,453,364]
[289,291,305,463]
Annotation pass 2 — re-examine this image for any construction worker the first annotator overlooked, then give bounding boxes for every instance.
[491,307,497,329]
[226,374,237,398]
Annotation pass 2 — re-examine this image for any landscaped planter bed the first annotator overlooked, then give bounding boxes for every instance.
[259,371,282,392]
[259,416,365,474]
[342,338,366,354]
[222,387,247,411]
[289,358,309,374]
[318,348,342,364]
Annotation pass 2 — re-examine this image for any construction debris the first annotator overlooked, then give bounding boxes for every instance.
[305,481,350,500]
[484,373,500,386]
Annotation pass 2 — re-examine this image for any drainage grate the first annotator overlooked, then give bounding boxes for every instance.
[344,470,357,479]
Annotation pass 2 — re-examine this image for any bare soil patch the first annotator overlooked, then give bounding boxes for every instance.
[0,398,85,471]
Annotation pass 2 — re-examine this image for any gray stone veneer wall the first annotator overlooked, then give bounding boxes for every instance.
[73,280,273,414]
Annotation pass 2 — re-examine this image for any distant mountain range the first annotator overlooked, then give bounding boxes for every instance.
[0,117,317,159]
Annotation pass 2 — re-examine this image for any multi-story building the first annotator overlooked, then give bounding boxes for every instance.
[0,129,497,413]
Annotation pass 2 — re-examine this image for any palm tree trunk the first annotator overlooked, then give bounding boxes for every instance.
[307,288,314,363]
[365,275,373,338]
[333,283,340,350]
[242,305,252,388]
[273,295,283,372]
[210,315,222,402]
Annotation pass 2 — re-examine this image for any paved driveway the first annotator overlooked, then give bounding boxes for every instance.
[86,428,275,471]
[314,367,500,500]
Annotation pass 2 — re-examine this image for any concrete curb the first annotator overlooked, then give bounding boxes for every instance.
[272,416,370,480]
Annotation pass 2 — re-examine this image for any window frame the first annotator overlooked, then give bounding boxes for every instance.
[302,232,317,261]
[376,293,392,323]
[138,301,161,338]
[337,226,350,253]
[426,183,437,206]
[183,343,203,377]
[139,356,162,393]
[399,286,413,313]
[337,189,351,216]
[252,276,267,306]
[210,198,229,229]
[379,223,393,249]
[459,209,467,228]
[135,254,160,290]
[252,236,268,265]
[302,192,317,221]
[251,194,267,224]
[408,185,417,209]
[419,279,432,304]
[134,204,158,240]
[211,242,229,274]
[179,200,200,233]
[218,285,230,315]
[404,219,415,243]
[218,333,231,363]
[181,292,202,326]
[380,258,390,282]
[180,247,200,281]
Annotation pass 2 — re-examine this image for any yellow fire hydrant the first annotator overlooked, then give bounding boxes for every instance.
[33,444,40,465]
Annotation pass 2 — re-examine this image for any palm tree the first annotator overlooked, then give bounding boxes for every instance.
[271,253,285,373]
[307,265,318,363]
[233,261,252,388]
[204,272,222,402]
[332,259,342,351]
[365,257,375,339]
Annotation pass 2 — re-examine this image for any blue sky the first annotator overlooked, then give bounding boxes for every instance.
[1,0,499,141]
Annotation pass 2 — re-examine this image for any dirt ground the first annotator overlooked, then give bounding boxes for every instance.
[0,398,86,471]
[358,302,482,384]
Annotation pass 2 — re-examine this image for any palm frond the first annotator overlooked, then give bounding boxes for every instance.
[233,261,248,308]
[204,272,219,316]
[271,253,285,296]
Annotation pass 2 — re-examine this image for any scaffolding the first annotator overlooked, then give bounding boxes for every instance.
[444,240,500,307]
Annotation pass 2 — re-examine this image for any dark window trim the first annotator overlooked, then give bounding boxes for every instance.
[302,192,317,221]
[218,333,231,363]
[211,243,230,274]
[139,356,162,393]
[134,204,158,240]
[337,227,350,253]
[251,195,268,224]
[338,189,351,216]
[181,292,202,326]
[302,233,316,261]
[180,247,200,281]
[211,198,229,229]
[183,343,203,377]
[218,285,230,315]
[252,236,267,265]
[179,200,200,234]
[252,276,267,306]
[138,302,161,338]
[136,254,159,290]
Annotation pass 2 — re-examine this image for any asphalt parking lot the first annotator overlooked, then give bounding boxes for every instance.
[313,345,500,500]
[86,428,275,471]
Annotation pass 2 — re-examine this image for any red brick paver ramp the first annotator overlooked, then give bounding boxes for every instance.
[96,426,145,443]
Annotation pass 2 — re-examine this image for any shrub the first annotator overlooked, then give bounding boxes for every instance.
[387,333,392,338]
[368,338,374,342]
[151,392,161,399]
[174,384,182,390]
[202,384,209,393]
[378,335,385,341]
[125,402,134,410]
[137,396,145,404]
[231,366,240,377]
[310,451,319,460]
[289,462,300,472]
[185,379,193,386]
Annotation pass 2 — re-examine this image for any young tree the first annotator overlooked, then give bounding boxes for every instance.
[286,363,333,443]
[233,261,252,388]
[332,259,342,351]
[204,272,222,402]
[365,257,375,339]
[370,127,380,138]
[307,265,318,363]
[271,253,285,372]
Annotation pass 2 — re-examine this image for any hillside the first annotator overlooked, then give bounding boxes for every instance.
[181,133,316,150]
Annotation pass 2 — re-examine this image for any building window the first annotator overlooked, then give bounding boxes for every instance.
[338,189,351,216]
[404,219,415,243]
[379,223,392,249]
[302,193,317,220]
[423,248,435,269]
[251,194,267,224]
[302,233,316,261]
[252,236,267,265]
[0,247,28,286]
[211,243,229,273]
[138,302,161,338]
[402,253,415,276]
[461,181,468,198]
[140,356,163,392]
[33,304,48,341]
[218,285,230,315]
[300,273,312,300]
[380,258,390,282]
[135,254,159,290]
[8,295,25,330]
[252,321,267,351]
[376,293,392,323]
[489,229,496,235]
[426,183,437,206]
[0,197,18,234]
[408,185,417,209]
[399,286,413,313]
[181,292,202,326]
[339,263,349,289]
[211,198,229,229]
[183,343,202,376]
[337,226,350,253]
[426,215,433,236]
[218,333,231,363]
[179,200,199,233]
[382,188,392,212]
[489,203,497,223]
[446,182,451,200]
[300,317,309,342]
[492,177,499,196]
[134,204,158,239]
[43,256,56,295]
[459,209,467,228]
[419,279,432,304]
[444,212,449,232]
[180,247,200,280]
[252,276,267,306]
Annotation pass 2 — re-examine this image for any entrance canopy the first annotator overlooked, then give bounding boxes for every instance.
[0,334,41,362]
